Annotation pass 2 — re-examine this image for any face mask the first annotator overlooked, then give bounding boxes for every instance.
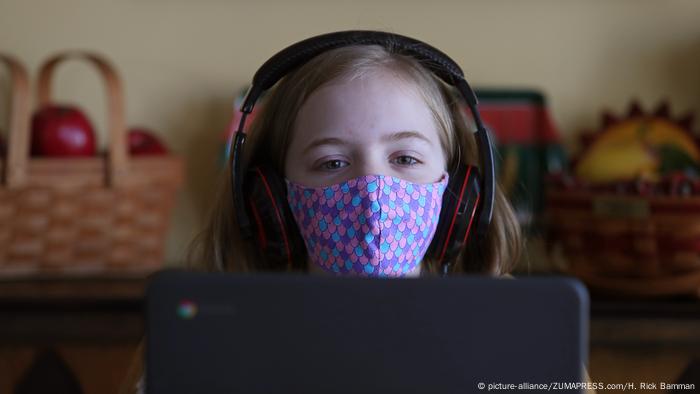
[286,174,448,277]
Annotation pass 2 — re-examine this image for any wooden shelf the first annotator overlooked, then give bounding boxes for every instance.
[0,276,148,345]
[0,276,149,302]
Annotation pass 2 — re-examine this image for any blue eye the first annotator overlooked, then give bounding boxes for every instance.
[320,160,349,170]
[392,155,420,166]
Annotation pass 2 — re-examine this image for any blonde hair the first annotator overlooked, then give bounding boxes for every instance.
[187,44,522,275]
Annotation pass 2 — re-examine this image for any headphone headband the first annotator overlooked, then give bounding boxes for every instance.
[231,30,494,263]
[240,30,478,114]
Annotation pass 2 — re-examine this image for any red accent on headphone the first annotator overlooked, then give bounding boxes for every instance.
[463,193,480,244]
[438,166,472,262]
[249,203,267,250]
[254,168,293,270]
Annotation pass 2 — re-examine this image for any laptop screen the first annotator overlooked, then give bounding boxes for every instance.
[146,271,588,394]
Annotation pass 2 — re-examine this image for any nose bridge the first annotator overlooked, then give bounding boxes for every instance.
[351,149,386,178]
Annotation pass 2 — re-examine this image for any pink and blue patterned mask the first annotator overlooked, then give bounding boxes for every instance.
[286,174,448,277]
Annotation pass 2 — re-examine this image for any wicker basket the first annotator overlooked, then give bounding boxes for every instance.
[546,187,700,297]
[0,52,184,277]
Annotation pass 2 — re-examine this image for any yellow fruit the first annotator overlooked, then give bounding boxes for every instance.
[576,142,656,183]
[575,118,699,184]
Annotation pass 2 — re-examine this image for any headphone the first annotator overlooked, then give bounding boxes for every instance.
[229,30,495,275]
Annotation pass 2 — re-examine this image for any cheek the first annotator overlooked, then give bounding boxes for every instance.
[425,154,449,184]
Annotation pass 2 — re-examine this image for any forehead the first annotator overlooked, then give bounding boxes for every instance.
[291,71,440,144]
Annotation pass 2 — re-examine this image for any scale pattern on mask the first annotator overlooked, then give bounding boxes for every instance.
[287,174,448,277]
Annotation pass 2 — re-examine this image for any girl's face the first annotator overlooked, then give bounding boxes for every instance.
[284,70,448,277]
[284,70,448,187]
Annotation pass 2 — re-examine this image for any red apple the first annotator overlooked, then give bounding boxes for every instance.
[31,106,96,157]
[128,127,168,155]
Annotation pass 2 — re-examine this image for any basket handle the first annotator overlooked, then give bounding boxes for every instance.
[36,51,129,187]
[0,54,31,189]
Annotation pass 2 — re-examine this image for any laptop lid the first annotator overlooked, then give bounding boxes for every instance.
[146,271,589,394]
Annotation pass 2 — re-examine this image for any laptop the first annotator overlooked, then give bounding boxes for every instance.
[146,270,589,394]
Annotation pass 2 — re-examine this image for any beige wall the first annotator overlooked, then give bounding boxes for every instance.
[1,0,699,265]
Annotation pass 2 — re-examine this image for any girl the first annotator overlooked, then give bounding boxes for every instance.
[122,31,527,393]
[189,41,522,278]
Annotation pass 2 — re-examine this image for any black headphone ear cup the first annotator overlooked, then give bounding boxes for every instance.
[426,165,482,266]
[243,166,306,270]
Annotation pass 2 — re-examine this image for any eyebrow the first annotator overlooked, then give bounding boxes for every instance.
[382,130,433,145]
[302,131,433,154]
